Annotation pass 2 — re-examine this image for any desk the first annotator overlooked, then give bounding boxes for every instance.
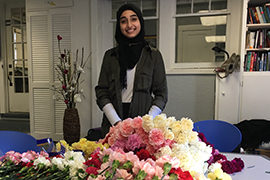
[223,153,270,180]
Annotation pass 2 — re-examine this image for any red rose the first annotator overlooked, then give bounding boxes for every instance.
[61,54,65,58]
[57,35,62,40]
[64,69,68,74]
[62,85,66,90]
[64,100,69,104]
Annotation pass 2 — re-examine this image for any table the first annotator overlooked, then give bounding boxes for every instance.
[223,153,270,180]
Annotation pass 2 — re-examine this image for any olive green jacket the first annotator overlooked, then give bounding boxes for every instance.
[95,44,168,137]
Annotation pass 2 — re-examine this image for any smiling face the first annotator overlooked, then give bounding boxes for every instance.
[119,10,141,39]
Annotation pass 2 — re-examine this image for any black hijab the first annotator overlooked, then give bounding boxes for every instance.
[115,4,146,89]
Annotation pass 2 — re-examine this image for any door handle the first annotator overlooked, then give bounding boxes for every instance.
[7,74,12,86]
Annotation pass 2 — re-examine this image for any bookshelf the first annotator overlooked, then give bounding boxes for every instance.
[240,0,270,120]
[244,1,270,72]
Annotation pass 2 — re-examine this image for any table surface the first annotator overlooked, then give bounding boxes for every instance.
[223,153,270,180]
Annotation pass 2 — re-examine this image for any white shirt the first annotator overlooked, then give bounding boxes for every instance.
[121,66,136,102]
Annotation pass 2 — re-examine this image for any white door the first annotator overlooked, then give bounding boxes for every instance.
[5,2,29,112]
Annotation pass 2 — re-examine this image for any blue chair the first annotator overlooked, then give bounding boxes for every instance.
[0,131,40,154]
[193,120,242,152]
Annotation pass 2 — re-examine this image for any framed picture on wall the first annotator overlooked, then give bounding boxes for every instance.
[145,35,156,47]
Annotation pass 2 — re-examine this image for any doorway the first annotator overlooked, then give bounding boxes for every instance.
[5,2,29,112]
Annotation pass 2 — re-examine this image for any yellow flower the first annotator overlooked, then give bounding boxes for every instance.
[207,172,217,180]
[222,173,232,180]
[56,140,71,152]
[214,168,223,178]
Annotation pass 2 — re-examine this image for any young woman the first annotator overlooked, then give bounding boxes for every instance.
[95,3,168,138]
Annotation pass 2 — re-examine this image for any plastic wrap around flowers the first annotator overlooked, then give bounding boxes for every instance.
[100,114,212,176]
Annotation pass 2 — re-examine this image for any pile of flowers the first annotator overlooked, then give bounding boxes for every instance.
[0,150,86,179]
[0,114,245,180]
[51,35,90,108]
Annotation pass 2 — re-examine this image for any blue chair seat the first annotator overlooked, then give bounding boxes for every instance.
[193,120,242,152]
[0,131,39,154]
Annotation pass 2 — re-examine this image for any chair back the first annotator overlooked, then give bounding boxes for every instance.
[0,131,39,154]
[193,120,242,152]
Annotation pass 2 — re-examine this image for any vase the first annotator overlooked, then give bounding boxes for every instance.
[63,108,81,145]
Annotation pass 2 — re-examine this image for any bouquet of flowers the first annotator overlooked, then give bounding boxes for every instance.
[0,114,245,180]
[51,35,90,108]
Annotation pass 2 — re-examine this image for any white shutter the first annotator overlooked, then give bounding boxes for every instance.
[28,11,52,139]
[27,9,72,141]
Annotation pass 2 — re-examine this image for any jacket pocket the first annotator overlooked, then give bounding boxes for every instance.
[137,68,152,92]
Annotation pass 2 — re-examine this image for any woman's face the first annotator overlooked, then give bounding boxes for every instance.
[120,10,141,39]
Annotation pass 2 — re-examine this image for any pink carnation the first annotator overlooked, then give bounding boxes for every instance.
[156,154,180,169]
[132,159,146,175]
[146,144,157,155]
[21,151,39,163]
[154,166,165,179]
[126,133,143,151]
[162,139,175,148]
[141,162,156,180]
[108,135,117,146]
[131,116,143,129]
[110,140,126,151]
[115,169,133,180]
[125,151,140,164]
[136,127,149,144]
[149,128,165,146]
[115,128,127,141]
[120,118,134,137]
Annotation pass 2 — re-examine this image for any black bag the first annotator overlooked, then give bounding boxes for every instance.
[85,128,102,141]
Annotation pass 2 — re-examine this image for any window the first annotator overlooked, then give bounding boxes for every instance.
[111,0,158,47]
[11,8,28,93]
[175,0,228,69]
